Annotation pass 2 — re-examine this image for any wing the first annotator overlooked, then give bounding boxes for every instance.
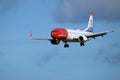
[30,32,52,41]
[86,29,120,38]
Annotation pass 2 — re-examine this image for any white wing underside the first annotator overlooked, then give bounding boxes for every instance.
[30,38,52,40]
[86,29,116,38]
[29,32,52,40]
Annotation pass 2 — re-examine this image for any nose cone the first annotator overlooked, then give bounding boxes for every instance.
[51,28,68,40]
[51,31,57,38]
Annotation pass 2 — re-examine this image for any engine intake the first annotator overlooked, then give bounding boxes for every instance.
[79,36,84,41]
[78,36,88,42]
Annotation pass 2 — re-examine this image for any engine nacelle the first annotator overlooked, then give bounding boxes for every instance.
[50,39,60,45]
[79,35,88,42]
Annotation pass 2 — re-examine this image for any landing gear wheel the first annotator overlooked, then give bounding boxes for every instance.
[64,44,69,48]
[80,42,85,46]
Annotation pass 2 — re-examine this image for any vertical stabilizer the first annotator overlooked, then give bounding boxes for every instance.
[84,11,93,32]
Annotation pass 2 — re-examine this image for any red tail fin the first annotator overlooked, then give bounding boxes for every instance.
[90,11,94,15]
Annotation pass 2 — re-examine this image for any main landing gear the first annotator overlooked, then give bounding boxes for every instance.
[80,42,85,46]
[63,42,85,48]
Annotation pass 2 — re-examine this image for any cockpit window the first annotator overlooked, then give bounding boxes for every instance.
[52,29,58,32]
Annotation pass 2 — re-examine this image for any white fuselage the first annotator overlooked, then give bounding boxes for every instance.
[66,29,93,42]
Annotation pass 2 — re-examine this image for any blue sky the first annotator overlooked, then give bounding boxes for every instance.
[0,0,120,80]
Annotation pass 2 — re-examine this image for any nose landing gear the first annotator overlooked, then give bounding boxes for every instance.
[64,43,69,48]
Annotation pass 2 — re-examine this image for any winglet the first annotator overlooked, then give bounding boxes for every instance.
[30,32,32,39]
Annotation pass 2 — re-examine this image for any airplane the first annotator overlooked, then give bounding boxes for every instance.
[30,11,119,48]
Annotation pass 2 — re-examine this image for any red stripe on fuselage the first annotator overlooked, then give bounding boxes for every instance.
[51,28,68,40]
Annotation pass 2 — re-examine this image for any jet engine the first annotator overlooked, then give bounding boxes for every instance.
[79,35,88,42]
[50,39,60,45]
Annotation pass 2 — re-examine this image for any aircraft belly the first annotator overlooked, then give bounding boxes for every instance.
[66,39,79,42]
[65,37,91,42]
